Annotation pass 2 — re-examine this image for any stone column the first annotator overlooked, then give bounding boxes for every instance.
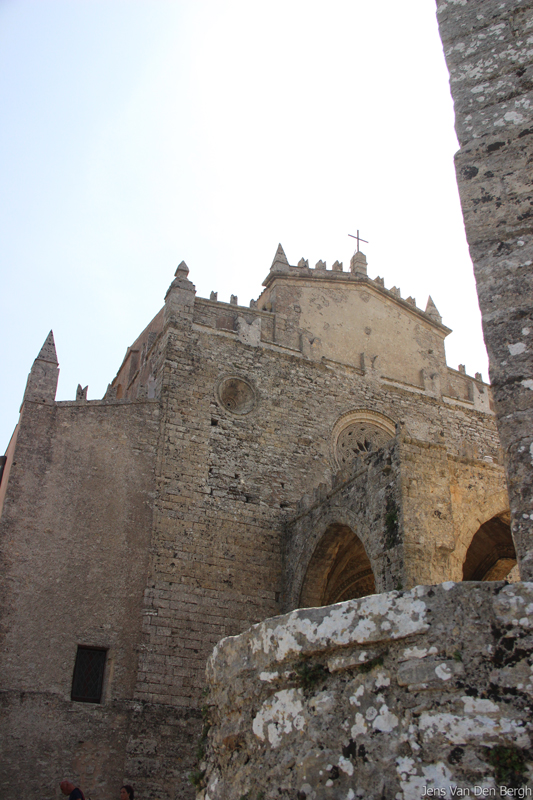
[436,0,533,579]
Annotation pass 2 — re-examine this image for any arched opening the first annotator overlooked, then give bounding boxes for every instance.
[299,523,376,608]
[116,384,123,399]
[462,512,517,581]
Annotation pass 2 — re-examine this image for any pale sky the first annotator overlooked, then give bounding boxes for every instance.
[0,0,488,452]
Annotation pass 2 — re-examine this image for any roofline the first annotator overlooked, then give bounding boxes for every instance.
[260,269,452,336]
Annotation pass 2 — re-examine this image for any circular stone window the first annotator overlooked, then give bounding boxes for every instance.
[331,409,396,469]
[216,376,256,415]
[336,422,393,465]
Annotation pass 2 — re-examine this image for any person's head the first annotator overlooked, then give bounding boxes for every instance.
[120,786,134,800]
[60,781,75,796]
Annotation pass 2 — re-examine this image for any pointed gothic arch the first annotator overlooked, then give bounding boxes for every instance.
[299,522,376,608]
[462,512,517,581]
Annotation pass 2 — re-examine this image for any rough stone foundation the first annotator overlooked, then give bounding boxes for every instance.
[199,582,533,799]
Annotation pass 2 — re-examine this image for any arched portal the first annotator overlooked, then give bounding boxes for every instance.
[299,523,376,608]
[462,513,517,581]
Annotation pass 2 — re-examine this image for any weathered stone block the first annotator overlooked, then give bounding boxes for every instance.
[200,582,533,799]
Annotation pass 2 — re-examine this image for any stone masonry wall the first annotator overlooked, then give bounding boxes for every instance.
[0,398,161,799]
[133,308,505,711]
[199,581,533,800]
[436,0,533,579]
[399,438,508,587]
[132,292,507,796]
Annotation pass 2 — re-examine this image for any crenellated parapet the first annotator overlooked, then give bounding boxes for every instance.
[444,364,492,412]
[256,243,456,388]
[21,245,492,414]
[102,245,493,408]
[259,243,450,334]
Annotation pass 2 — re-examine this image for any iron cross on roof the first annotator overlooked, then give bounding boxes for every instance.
[348,229,368,252]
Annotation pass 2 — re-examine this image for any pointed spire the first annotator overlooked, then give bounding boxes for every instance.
[425,296,442,324]
[37,331,58,364]
[165,260,196,298]
[22,331,59,405]
[175,260,189,277]
[270,243,290,273]
[164,260,196,325]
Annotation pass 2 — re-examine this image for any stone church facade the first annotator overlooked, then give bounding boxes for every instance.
[0,246,515,799]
